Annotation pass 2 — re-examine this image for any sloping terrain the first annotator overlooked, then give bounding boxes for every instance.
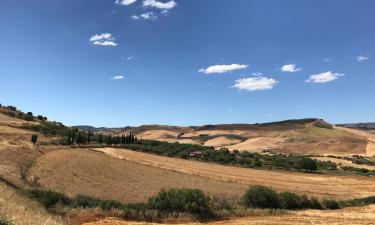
[0,182,65,225]
[335,126,375,157]
[84,205,375,225]
[93,148,375,200]
[116,120,368,156]
[27,149,248,203]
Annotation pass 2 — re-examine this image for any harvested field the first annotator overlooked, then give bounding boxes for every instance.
[335,126,375,157]
[93,148,375,200]
[83,205,375,225]
[203,136,242,147]
[226,137,284,152]
[27,149,248,203]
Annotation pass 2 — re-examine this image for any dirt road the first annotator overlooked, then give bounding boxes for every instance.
[93,148,375,199]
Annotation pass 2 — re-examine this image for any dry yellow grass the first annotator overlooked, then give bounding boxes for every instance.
[226,137,284,152]
[335,126,375,157]
[94,148,375,200]
[203,136,242,147]
[27,149,248,203]
[83,205,375,225]
[0,182,65,225]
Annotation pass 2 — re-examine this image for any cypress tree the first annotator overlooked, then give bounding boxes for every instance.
[72,126,75,144]
[88,129,91,144]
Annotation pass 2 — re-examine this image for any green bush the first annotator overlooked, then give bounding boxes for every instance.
[242,185,281,209]
[148,188,212,216]
[323,199,340,209]
[73,195,124,210]
[310,197,323,209]
[27,190,71,208]
[295,157,317,171]
[0,217,14,225]
[279,192,302,209]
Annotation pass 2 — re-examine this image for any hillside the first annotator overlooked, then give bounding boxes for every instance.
[1,106,375,225]
[93,119,370,156]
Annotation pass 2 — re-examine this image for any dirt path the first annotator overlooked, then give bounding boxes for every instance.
[92,148,375,200]
[335,126,375,157]
[83,205,375,225]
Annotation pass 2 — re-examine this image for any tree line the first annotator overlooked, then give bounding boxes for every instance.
[67,127,137,145]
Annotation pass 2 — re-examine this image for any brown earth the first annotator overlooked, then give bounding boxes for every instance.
[93,148,375,200]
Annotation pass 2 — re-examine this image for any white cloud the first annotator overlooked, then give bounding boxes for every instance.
[115,0,137,5]
[305,71,344,83]
[199,64,248,74]
[131,12,157,20]
[233,76,278,91]
[281,64,302,73]
[111,75,124,80]
[143,0,177,10]
[357,55,369,62]
[90,33,118,46]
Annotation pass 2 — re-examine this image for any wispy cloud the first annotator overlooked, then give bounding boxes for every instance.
[280,64,302,73]
[323,58,333,63]
[233,76,278,91]
[131,12,157,20]
[126,56,137,61]
[90,33,118,46]
[115,0,137,5]
[111,75,124,80]
[199,64,248,74]
[305,71,344,83]
[356,55,370,62]
[143,0,177,10]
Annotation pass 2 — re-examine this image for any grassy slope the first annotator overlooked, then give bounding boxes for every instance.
[0,182,65,225]
[27,149,248,203]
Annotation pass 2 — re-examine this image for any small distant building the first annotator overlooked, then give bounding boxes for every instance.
[189,151,202,157]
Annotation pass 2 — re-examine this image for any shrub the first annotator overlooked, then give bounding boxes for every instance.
[242,185,281,209]
[27,190,71,208]
[148,188,212,216]
[0,217,14,225]
[73,195,124,210]
[295,157,317,171]
[323,199,340,209]
[279,192,302,209]
[309,197,323,209]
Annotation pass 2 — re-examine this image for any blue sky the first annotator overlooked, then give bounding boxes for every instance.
[0,0,374,127]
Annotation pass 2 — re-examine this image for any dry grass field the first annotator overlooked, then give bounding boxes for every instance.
[83,205,375,225]
[335,126,375,157]
[0,182,65,225]
[93,148,375,200]
[27,149,248,203]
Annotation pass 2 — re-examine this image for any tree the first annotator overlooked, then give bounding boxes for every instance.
[72,127,75,144]
[87,130,91,144]
[31,134,38,148]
